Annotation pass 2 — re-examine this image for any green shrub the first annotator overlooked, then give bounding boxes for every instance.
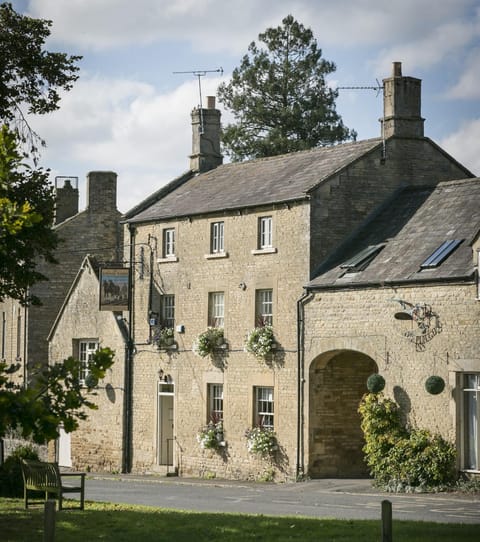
[358,393,456,491]
[366,373,385,393]
[0,444,39,497]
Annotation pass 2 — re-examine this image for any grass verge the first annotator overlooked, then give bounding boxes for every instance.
[1,498,479,541]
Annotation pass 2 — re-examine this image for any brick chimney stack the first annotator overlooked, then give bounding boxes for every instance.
[190,96,223,173]
[381,62,424,138]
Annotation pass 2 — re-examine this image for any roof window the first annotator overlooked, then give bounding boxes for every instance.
[340,244,385,272]
[420,239,463,269]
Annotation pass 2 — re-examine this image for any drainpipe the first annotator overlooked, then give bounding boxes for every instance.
[296,288,314,480]
[122,223,136,473]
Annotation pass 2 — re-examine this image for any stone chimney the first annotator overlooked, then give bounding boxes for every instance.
[189,96,223,173]
[381,62,424,138]
[86,171,118,213]
[54,177,79,225]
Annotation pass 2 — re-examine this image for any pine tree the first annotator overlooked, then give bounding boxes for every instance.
[218,15,356,161]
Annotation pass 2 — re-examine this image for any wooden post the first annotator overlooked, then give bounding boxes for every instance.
[44,499,56,542]
[381,499,393,542]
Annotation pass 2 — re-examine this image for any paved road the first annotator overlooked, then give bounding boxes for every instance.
[85,475,480,525]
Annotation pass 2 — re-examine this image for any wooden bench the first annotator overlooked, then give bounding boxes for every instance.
[21,459,86,510]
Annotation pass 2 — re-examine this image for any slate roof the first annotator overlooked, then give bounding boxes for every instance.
[126,138,382,223]
[308,178,480,289]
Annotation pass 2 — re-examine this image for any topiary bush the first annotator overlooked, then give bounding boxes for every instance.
[0,444,39,497]
[358,392,456,491]
[366,373,385,393]
[425,375,445,395]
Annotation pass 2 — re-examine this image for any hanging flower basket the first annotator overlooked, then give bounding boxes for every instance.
[425,375,445,395]
[366,373,385,394]
[193,327,225,357]
[244,326,276,359]
[245,426,277,457]
[197,421,225,450]
[154,327,174,348]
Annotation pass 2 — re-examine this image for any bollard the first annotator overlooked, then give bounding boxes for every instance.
[44,499,56,542]
[381,499,393,542]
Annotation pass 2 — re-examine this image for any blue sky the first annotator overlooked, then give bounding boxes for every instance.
[12,0,480,212]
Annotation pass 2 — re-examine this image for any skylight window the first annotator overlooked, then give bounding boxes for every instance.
[420,239,463,269]
[340,244,385,272]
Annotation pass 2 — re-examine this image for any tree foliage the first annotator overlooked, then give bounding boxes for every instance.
[0,347,115,443]
[217,15,356,161]
[0,125,57,304]
[0,2,81,158]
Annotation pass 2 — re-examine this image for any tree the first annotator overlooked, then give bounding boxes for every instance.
[0,348,115,443]
[0,2,81,159]
[217,15,356,161]
[0,125,57,305]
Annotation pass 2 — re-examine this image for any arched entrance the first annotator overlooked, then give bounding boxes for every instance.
[308,350,377,478]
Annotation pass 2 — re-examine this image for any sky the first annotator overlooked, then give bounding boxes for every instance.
[11,0,480,213]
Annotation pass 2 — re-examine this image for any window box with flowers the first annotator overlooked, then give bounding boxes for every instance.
[244,326,276,359]
[197,421,225,450]
[154,327,175,349]
[245,426,277,457]
[193,327,226,358]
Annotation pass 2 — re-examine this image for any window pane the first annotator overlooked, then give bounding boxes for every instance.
[208,384,223,423]
[255,289,273,326]
[259,217,272,248]
[255,386,274,428]
[161,295,175,327]
[79,341,99,383]
[463,373,480,470]
[164,228,175,257]
[211,222,224,253]
[209,292,224,327]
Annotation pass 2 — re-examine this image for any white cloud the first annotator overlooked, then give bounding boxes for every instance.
[447,48,480,99]
[441,119,480,177]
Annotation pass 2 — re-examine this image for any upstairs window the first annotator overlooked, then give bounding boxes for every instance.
[208,292,224,328]
[258,216,273,249]
[254,386,274,429]
[161,294,175,328]
[255,289,273,326]
[210,221,224,254]
[163,228,175,258]
[79,340,99,385]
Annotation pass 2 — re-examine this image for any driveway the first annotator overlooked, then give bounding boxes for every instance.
[85,475,480,524]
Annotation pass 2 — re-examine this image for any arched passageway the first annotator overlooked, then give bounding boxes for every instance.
[308,350,377,478]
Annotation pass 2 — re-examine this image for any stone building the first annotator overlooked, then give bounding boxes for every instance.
[0,171,123,387]
[303,178,480,477]
[115,62,474,480]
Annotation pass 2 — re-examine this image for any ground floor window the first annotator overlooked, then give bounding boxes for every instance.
[208,384,223,423]
[254,386,274,429]
[462,373,480,470]
[79,340,99,385]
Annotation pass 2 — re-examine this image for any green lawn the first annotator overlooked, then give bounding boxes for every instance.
[1,498,479,542]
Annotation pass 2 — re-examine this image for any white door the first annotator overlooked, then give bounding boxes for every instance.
[157,383,174,465]
[58,426,72,467]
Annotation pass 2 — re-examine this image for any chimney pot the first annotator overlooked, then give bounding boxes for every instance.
[393,62,402,77]
[207,96,216,109]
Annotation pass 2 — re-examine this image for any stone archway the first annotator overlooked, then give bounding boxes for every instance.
[308,350,378,478]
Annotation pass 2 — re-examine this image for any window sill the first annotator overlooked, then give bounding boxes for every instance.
[204,252,229,260]
[251,247,277,255]
[157,256,178,263]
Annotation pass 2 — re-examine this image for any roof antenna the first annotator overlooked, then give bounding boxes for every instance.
[173,68,223,134]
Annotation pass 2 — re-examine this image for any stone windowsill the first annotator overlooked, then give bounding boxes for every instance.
[157,256,178,263]
[251,247,277,255]
[204,252,229,260]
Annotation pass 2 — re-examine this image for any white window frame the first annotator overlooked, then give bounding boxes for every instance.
[208,384,224,423]
[462,373,480,471]
[254,386,274,429]
[255,289,273,327]
[208,291,224,328]
[163,228,175,258]
[161,294,175,328]
[211,221,224,254]
[259,216,272,249]
[79,340,99,385]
